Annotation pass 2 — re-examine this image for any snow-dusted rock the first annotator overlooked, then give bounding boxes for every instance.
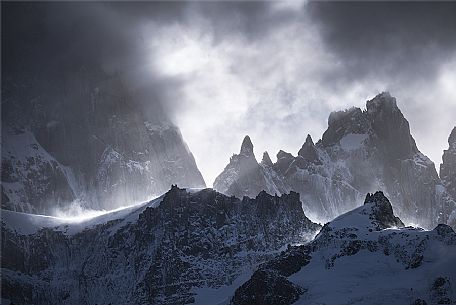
[231,191,456,305]
[214,92,456,229]
[213,136,290,199]
[441,127,456,200]
[1,186,320,305]
[2,71,205,214]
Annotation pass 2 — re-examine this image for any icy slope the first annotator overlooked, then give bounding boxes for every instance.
[231,191,456,305]
[1,186,320,305]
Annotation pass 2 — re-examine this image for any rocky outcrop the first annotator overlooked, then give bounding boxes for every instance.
[214,92,456,229]
[231,192,456,305]
[363,191,405,230]
[1,186,320,305]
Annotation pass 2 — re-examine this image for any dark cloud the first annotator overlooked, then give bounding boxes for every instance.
[307,1,456,82]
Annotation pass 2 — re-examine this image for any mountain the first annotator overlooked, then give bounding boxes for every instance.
[1,70,205,215]
[441,127,456,200]
[1,3,205,214]
[231,191,456,305]
[214,92,456,229]
[1,186,320,305]
[213,136,290,199]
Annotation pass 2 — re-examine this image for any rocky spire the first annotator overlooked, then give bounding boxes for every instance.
[366,92,418,160]
[298,134,320,163]
[240,135,254,156]
[261,151,273,167]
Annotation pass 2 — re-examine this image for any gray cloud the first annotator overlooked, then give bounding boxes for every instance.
[3,2,455,185]
[307,1,456,83]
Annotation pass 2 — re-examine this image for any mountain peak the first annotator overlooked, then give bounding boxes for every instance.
[261,151,273,167]
[363,191,405,230]
[366,91,398,114]
[366,92,418,159]
[298,134,320,163]
[240,135,254,155]
[305,134,314,145]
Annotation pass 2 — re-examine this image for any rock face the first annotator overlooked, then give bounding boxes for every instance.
[1,186,320,305]
[231,192,456,305]
[441,127,456,200]
[214,92,456,229]
[1,71,205,214]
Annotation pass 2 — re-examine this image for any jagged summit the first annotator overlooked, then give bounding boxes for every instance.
[364,190,389,205]
[324,191,405,232]
[305,134,314,145]
[363,191,405,229]
[261,151,273,167]
[327,106,364,129]
[298,134,314,154]
[366,91,398,113]
[240,135,254,156]
[231,191,456,305]
[2,184,320,305]
[214,94,456,229]
[298,134,320,164]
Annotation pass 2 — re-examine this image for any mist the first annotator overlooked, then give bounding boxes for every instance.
[3,1,455,187]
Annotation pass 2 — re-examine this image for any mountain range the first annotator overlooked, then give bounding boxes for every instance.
[2,92,456,304]
[2,188,455,305]
[214,92,456,229]
[1,186,319,305]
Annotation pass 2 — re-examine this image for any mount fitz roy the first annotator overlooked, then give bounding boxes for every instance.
[214,92,456,229]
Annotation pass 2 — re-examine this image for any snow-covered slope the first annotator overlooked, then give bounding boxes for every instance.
[231,191,456,305]
[1,186,320,305]
[214,92,456,229]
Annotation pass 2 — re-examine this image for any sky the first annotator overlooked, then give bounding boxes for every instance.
[3,1,456,186]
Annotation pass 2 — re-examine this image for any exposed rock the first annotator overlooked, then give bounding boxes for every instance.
[363,191,405,230]
[231,192,456,305]
[214,92,456,229]
[441,127,456,199]
[240,135,254,156]
[297,134,321,164]
[261,151,274,167]
[213,136,290,199]
[2,72,206,214]
[1,186,320,305]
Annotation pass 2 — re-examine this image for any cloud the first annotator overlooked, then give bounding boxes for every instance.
[3,2,455,186]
